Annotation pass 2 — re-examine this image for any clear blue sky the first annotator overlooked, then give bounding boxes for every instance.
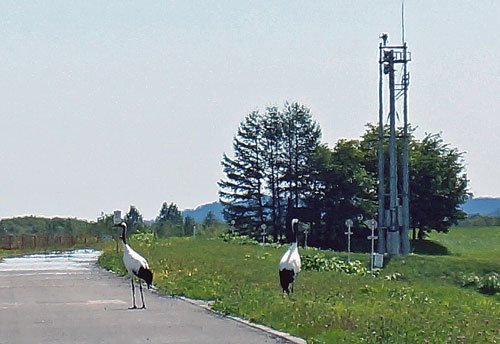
[1,1,499,220]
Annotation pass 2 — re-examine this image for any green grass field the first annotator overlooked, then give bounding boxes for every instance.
[427,227,500,259]
[96,227,497,342]
[0,249,25,260]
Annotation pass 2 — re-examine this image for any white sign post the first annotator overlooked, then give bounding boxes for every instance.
[303,224,310,248]
[260,224,267,245]
[230,220,236,236]
[113,210,122,225]
[367,219,378,272]
[113,210,122,253]
[344,219,354,262]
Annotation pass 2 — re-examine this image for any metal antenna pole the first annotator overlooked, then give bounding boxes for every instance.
[401,42,410,255]
[377,8,411,256]
[377,41,386,254]
[401,0,405,44]
[387,50,400,255]
[400,0,411,255]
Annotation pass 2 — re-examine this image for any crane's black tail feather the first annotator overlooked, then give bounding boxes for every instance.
[136,267,153,289]
[279,269,295,294]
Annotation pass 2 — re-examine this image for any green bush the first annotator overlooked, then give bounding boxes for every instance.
[302,253,375,276]
[458,272,500,295]
[130,231,156,247]
[479,273,500,295]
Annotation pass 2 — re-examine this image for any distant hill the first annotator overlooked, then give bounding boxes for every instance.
[182,202,224,223]
[178,197,500,223]
[461,197,500,217]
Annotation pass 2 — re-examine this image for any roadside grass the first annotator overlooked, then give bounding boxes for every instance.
[98,228,500,343]
[0,248,60,261]
[0,243,103,262]
[0,249,28,261]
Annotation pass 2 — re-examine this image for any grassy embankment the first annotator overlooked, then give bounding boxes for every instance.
[98,227,499,343]
[0,249,29,261]
[0,243,101,261]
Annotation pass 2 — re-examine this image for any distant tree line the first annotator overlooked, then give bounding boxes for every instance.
[457,214,500,227]
[0,203,222,238]
[219,102,470,250]
[94,203,223,239]
[0,216,94,236]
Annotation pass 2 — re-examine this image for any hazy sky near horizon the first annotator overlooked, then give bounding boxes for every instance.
[1,1,499,220]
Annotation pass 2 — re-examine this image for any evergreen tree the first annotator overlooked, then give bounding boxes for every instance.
[261,106,286,240]
[219,111,266,235]
[281,102,322,207]
[202,211,218,228]
[183,216,196,236]
[154,202,183,237]
[219,103,321,239]
[156,202,182,224]
[124,205,144,233]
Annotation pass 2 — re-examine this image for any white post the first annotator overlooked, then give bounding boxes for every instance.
[345,219,353,262]
[260,224,267,245]
[230,220,236,236]
[113,210,122,225]
[367,219,378,272]
[193,225,196,238]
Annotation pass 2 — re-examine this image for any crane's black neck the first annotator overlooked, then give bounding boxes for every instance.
[292,221,298,244]
[121,226,127,245]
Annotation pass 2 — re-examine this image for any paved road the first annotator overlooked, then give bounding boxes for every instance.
[0,250,298,344]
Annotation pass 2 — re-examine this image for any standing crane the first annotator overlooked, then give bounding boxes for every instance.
[278,218,301,294]
[114,222,153,309]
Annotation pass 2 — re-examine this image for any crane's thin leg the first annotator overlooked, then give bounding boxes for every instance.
[139,280,146,309]
[129,278,137,309]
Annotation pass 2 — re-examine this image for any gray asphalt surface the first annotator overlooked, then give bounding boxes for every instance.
[0,250,297,344]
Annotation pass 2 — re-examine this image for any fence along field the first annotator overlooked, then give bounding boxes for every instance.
[0,234,100,250]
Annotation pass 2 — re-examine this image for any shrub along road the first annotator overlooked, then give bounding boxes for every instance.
[0,250,299,344]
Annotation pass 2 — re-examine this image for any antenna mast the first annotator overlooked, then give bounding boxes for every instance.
[401,1,405,44]
[377,4,411,256]
[400,0,410,256]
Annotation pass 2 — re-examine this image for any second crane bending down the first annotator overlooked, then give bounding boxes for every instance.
[115,222,153,309]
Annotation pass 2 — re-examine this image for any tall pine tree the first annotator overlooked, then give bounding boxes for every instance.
[261,106,286,240]
[219,103,321,239]
[281,102,322,208]
[124,205,144,233]
[219,111,266,235]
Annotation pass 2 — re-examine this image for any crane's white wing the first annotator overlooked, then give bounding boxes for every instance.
[279,243,301,274]
[123,244,149,275]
